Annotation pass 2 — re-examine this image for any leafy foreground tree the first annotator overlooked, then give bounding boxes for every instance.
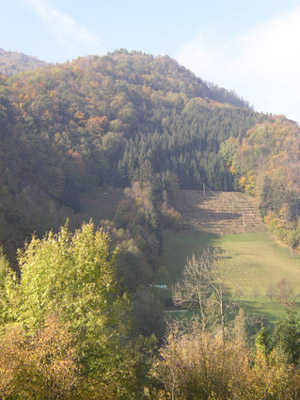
[272,308,300,366]
[0,223,156,399]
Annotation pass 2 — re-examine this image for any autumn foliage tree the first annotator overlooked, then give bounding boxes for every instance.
[0,223,142,398]
[0,316,78,399]
[151,318,300,400]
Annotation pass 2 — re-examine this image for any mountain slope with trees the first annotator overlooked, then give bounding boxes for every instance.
[1,49,300,398]
[223,115,300,248]
[0,48,46,76]
[0,49,299,257]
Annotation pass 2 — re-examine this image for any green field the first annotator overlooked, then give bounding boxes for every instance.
[162,229,300,322]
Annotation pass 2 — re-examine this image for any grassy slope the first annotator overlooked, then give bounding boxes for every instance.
[162,229,300,287]
[70,186,124,229]
[162,229,300,323]
[163,188,300,323]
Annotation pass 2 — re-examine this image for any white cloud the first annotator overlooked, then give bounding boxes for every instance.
[23,0,102,58]
[176,7,300,122]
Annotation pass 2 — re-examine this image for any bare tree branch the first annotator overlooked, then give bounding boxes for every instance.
[172,248,246,341]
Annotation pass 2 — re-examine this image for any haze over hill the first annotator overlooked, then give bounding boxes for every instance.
[0,48,46,76]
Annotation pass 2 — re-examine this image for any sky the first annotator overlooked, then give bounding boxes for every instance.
[1,0,300,122]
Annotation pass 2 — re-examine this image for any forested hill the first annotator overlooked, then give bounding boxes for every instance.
[0,49,300,258]
[0,49,47,76]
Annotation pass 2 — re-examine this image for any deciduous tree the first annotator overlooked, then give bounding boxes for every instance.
[173,248,244,339]
[6,223,138,395]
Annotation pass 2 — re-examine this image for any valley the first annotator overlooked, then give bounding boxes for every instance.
[73,185,300,324]
[0,48,300,398]
[163,189,300,324]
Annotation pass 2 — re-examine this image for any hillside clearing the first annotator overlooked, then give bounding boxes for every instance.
[173,189,265,234]
[71,186,125,228]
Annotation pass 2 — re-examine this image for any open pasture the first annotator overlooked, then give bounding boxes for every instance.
[162,229,300,322]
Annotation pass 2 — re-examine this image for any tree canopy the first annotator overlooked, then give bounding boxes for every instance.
[0,223,142,397]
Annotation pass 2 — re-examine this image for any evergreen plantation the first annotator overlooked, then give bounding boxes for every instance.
[1,49,300,398]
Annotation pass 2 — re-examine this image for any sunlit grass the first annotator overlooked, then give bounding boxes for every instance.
[162,229,300,323]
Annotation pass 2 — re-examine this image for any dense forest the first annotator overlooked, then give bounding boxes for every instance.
[1,49,300,398]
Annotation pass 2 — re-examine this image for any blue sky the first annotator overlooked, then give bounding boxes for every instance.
[2,0,300,122]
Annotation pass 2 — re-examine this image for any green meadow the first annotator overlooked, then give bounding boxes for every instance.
[162,230,300,323]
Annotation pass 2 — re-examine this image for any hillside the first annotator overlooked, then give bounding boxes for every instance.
[174,189,265,234]
[225,115,300,248]
[1,49,300,397]
[0,48,46,76]
[0,50,263,258]
[0,49,299,260]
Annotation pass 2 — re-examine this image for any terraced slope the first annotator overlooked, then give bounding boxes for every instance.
[174,190,266,234]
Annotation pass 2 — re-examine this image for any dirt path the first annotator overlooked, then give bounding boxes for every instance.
[174,190,266,235]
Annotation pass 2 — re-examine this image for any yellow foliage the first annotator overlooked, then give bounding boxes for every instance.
[74,110,85,120]
[0,316,79,399]
[152,321,300,400]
